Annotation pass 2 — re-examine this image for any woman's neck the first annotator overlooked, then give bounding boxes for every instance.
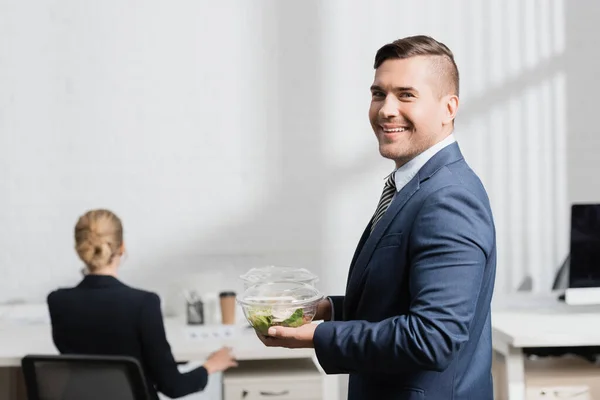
[87,260,119,277]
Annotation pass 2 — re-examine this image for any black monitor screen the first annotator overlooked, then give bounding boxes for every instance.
[569,204,600,288]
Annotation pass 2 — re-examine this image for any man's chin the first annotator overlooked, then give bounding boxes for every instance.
[379,147,416,167]
[378,145,406,161]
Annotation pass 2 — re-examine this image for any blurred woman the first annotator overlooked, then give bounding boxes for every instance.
[47,209,237,399]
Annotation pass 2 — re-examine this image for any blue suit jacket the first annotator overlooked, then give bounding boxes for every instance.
[313,143,496,400]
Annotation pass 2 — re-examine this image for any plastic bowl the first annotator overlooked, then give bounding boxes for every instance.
[236,281,323,335]
[239,266,319,289]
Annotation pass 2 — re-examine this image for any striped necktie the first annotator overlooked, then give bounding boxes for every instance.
[370,173,396,233]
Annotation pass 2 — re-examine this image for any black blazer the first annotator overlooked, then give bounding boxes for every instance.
[47,275,207,400]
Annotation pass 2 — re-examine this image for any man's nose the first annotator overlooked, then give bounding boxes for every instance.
[379,96,400,118]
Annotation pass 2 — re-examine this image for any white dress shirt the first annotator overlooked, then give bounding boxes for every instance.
[393,133,456,193]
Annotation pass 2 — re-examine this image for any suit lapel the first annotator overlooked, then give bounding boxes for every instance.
[345,176,420,297]
[346,224,371,279]
[343,142,465,318]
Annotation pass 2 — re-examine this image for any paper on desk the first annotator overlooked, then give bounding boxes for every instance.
[0,304,50,325]
[183,324,237,341]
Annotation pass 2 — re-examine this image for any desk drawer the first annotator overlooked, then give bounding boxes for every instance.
[223,359,322,400]
[224,377,321,400]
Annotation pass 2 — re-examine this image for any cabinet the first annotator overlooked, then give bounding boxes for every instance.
[223,359,322,400]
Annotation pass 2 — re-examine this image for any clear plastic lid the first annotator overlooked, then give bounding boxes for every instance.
[239,265,319,285]
[236,281,323,307]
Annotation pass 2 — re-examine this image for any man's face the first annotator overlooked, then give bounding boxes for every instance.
[369,56,457,167]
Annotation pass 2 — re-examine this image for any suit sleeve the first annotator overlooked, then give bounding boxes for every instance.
[328,296,344,321]
[313,185,494,374]
[47,292,67,353]
[139,293,208,398]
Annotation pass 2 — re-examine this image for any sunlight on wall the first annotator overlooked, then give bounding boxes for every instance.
[318,0,568,294]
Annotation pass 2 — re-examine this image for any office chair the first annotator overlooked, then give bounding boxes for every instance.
[21,354,150,400]
[552,254,570,291]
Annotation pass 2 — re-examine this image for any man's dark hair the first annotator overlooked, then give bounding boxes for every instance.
[374,35,459,97]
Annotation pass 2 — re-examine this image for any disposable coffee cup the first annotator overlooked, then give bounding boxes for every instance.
[219,291,236,325]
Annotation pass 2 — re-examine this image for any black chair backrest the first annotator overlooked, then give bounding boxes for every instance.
[21,354,150,400]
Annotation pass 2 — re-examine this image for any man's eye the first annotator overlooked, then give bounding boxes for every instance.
[372,91,385,98]
[399,92,414,98]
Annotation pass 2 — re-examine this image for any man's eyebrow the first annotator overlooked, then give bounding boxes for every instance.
[370,85,418,92]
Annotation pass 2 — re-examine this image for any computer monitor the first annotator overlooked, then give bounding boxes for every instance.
[565,203,600,305]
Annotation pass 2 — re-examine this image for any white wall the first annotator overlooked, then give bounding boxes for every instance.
[0,0,597,320]
[0,0,319,306]
[565,1,600,203]
[0,0,600,301]
[4,1,600,399]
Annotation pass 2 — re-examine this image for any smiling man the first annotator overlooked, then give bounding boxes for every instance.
[259,36,497,400]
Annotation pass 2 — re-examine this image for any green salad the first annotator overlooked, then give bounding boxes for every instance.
[247,307,305,335]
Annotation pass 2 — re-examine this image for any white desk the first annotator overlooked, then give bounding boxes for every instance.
[492,292,600,400]
[0,304,315,366]
[0,304,323,400]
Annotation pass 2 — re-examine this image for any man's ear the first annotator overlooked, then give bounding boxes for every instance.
[119,242,126,256]
[442,94,459,125]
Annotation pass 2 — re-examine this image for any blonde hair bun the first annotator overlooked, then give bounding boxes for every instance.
[74,209,123,272]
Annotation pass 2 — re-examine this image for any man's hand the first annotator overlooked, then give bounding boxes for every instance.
[256,323,318,348]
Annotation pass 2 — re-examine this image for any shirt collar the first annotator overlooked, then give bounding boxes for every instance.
[393,133,456,192]
[77,274,125,289]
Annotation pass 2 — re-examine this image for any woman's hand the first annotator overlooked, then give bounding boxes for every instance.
[203,347,238,374]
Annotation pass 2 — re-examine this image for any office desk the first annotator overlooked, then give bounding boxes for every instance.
[0,303,316,366]
[492,292,600,400]
[0,304,322,400]
[0,320,315,367]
